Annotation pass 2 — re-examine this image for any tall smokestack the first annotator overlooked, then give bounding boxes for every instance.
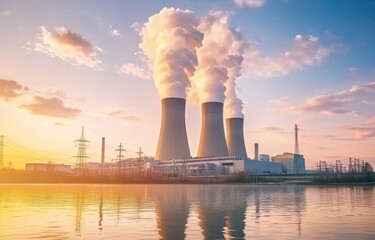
[101,137,105,163]
[294,124,300,154]
[226,118,247,159]
[155,98,191,160]
[197,102,229,157]
[254,143,259,160]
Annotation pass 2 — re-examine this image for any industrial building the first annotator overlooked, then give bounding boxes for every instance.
[148,156,283,175]
[25,163,72,173]
[274,153,306,174]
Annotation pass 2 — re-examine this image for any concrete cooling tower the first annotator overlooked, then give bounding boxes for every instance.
[197,102,229,157]
[155,98,191,160]
[226,118,247,159]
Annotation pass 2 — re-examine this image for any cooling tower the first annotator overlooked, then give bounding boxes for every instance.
[226,118,248,159]
[155,98,191,160]
[197,102,229,157]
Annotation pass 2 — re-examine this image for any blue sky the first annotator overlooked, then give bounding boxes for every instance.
[0,0,374,169]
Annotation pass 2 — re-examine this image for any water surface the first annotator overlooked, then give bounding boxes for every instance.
[0,184,374,239]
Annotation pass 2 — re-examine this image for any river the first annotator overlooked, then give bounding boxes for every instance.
[0,184,374,239]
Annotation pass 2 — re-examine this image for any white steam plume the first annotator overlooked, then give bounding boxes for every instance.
[191,11,246,118]
[139,7,203,99]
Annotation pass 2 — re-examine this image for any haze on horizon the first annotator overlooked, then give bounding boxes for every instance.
[0,0,374,169]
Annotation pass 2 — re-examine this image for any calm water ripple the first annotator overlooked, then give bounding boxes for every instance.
[0,184,374,239]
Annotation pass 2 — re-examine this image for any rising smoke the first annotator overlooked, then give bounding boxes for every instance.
[139,7,203,99]
[191,11,246,118]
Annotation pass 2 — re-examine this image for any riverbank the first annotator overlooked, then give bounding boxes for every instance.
[1,169,374,185]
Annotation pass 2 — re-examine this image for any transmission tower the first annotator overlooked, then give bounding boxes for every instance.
[115,143,126,172]
[294,124,300,154]
[136,147,143,161]
[73,127,90,173]
[0,135,4,168]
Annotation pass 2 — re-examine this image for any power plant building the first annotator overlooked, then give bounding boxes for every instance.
[25,163,72,173]
[259,154,270,162]
[274,153,306,174]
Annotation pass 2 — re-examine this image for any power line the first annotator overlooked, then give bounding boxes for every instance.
[6,138,70,163]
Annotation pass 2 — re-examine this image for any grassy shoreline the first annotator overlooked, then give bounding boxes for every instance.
[1,169,374,185]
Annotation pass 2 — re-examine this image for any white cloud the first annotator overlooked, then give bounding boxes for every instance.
[234,0,266,8]
[244,35,336,78]
[119,63,151,79]
[109,24,120,36]
[269,97,291,105]
[2,10,10,16]
[349,67,359,73]
[111,29,120,36]
[131,22,141,33]
[32,26,102,69]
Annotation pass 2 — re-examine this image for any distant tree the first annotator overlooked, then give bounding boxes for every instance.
[364,162,374,173]
[47,161,54,171]
[363,162,374,182]
[7,161,13,169]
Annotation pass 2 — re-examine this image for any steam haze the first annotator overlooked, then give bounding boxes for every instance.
[139,7,203,99]
[191,11,246,118]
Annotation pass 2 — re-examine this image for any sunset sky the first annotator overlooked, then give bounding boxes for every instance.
[0,0,374,169]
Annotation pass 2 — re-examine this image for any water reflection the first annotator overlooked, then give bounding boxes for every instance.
[99,189,103,231]
[75,190,84,235]
[0,184,374,239]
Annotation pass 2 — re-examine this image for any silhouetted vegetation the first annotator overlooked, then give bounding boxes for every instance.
[1,163,374,184]
[313,162,374,184]
[0,169,233,184]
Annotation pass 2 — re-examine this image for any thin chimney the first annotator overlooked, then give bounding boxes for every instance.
[254,143,259,161]
[101,137,105,163]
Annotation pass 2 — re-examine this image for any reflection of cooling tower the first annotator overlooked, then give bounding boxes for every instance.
[226,118,247,159]
[197,102,229,157]
[155,98,191,160]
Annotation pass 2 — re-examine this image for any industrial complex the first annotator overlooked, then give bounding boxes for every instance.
[25,98,306,177]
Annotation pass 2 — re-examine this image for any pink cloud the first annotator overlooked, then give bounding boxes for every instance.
[19,96,80,119]
[298,81,375,115]
[109,110,140,122]
[0,79,28,101]
[338,118,375,139]
[33,26,102,69]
